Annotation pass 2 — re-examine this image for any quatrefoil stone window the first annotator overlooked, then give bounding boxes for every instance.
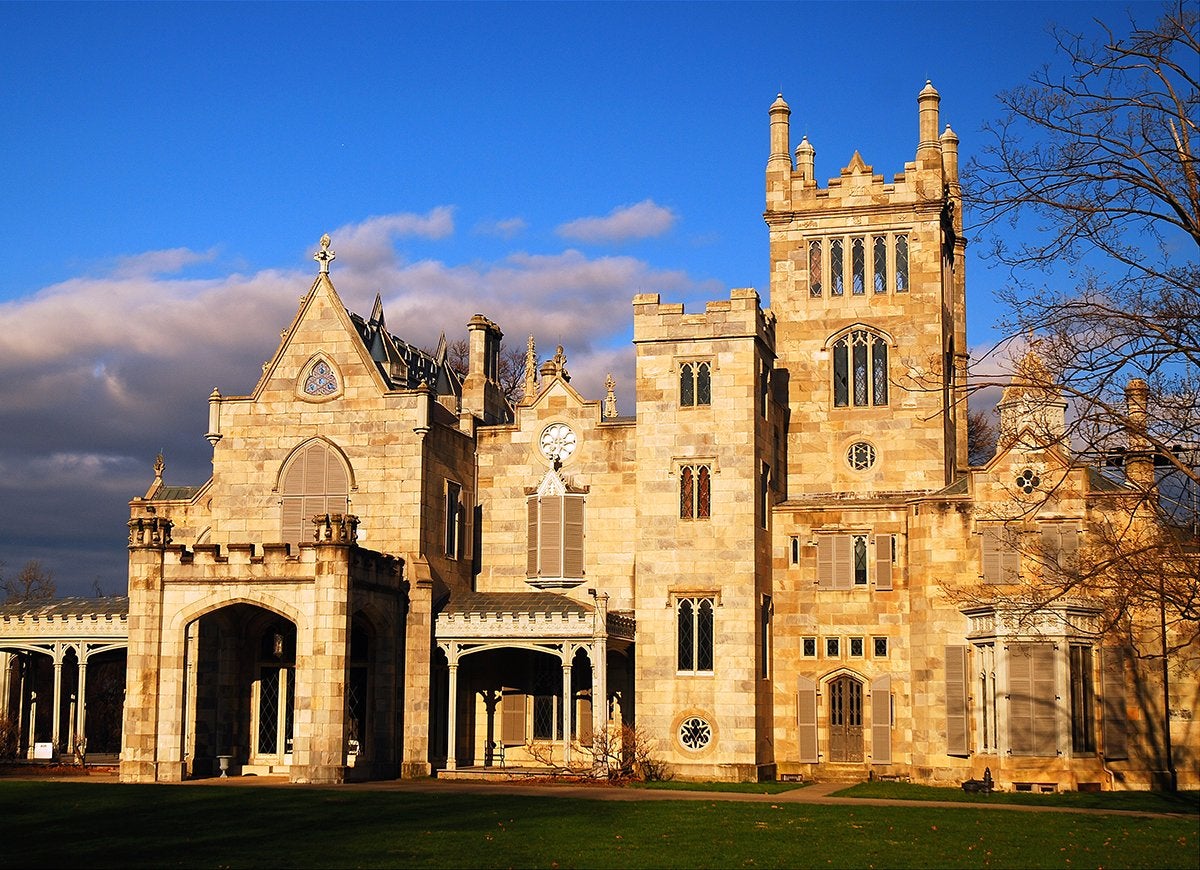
[678,716,713,751]
[1015,468,1041,493]
[304,360,338,397]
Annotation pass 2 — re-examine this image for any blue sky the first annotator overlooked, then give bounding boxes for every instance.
[0,1,1162,596]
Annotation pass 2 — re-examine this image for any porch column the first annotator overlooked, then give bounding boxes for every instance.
[590,593,609,766]
[50,644,64,751]
[27,691,37,758]
[75,650,89,754]
[446,652,459,771]
[561,658,572,768]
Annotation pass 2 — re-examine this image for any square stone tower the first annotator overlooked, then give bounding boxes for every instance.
[765,83,968,496]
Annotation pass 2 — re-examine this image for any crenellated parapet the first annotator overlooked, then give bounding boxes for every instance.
[128,516,174,548]
[632,287,776,348]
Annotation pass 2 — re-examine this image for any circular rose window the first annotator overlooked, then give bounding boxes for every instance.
[847,441,876,471]
[678,716,713,751]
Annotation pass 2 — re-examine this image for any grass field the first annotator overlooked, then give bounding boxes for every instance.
[1,780,1197,869]
[833,781,1200,814]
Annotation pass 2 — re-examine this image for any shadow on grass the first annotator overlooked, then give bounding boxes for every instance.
[1,780,1196,869]
[833,780,1200,814]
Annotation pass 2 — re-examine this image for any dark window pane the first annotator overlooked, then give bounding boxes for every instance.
[833,340,849,407]
[873,338,888,405]
[678,599,695,671]
[697,599,714,671]
[680,363,694,406]
[873,236,887,293]
[854,535,868,585]
[697,466,711,519]
[853,337,868,406]
[851,238,865,294]
[680,466,694,519]
[696,362,711,405]
[895,235,909,292]
[830,239,844,295]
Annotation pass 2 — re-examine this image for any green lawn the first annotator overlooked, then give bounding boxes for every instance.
[0,781,1195,869]
[629,779,809,794]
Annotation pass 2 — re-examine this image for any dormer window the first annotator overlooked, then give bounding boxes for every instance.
[526,470,585,589]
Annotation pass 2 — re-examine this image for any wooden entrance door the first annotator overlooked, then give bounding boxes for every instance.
[828,676,864,762]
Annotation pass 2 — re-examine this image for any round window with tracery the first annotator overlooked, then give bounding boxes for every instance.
[1015,468,1041,493]
[678,716,712,751]
[847,441,876,471]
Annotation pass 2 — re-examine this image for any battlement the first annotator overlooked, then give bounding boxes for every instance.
[632,288,776,346]
[152,538,402,589]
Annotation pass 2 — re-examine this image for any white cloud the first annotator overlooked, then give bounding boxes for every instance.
[556,199,677,243]
[0,211,723,594]
[474,217,528,239]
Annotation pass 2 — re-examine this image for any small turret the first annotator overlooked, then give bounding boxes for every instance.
[768,94,792,171]
[794,135,815,183]
[917,81,941,169]
[996,350,1067,449]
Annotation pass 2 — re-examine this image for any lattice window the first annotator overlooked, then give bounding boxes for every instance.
[830,239,845,295]
[895,235,909,292]
[808,239,823,297]
[680,464,711,520]
[677,597,715,673]
[851,237,866,294]
[873,236,887,293]
[680,361,712,407]
[832,329,889,407]
[847,441,876,471]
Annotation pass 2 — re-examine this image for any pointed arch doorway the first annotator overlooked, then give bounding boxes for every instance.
[827,675,864,762]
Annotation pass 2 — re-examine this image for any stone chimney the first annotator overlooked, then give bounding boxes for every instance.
[461,314,507,423]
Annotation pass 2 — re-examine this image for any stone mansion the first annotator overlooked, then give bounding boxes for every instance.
[2,83,1196,790]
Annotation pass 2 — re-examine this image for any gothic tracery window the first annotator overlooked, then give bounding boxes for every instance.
[832,329,889,407]
[677,597,715,673]
[303,359,338,397]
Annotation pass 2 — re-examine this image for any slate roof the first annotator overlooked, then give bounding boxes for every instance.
[0,596,129,619]
[440,591,594,618]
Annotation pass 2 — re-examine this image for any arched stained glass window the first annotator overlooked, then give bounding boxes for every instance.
[304,360,338,397]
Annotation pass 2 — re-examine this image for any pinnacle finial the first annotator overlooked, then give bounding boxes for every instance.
[314,234,336,274]
[604,373,617,419]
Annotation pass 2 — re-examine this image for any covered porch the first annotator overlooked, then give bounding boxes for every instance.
[434,591,634,778]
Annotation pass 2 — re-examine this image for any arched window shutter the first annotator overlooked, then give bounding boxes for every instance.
[280,441,350,546]
[539,495,563,577]
[875,535,893,590]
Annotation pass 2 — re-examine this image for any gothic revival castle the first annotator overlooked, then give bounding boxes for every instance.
[3,84,1196,790]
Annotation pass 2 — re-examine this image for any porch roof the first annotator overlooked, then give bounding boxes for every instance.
[436,591,596,641]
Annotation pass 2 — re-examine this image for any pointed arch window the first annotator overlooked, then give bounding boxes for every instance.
[895,235,909,292]
[279,441,350,546]
[873,236,887,293]
[680,464,711,519]
[680,361,712,407]
[832,329,889,407]
[677,596,715,674]
[851,237,866,295]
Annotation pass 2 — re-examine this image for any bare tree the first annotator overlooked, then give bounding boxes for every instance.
[967,408,999,466]
[1,559,56,604]
[440,337,529,407]
[964,1,1198,487]
[963,4,1199,790]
